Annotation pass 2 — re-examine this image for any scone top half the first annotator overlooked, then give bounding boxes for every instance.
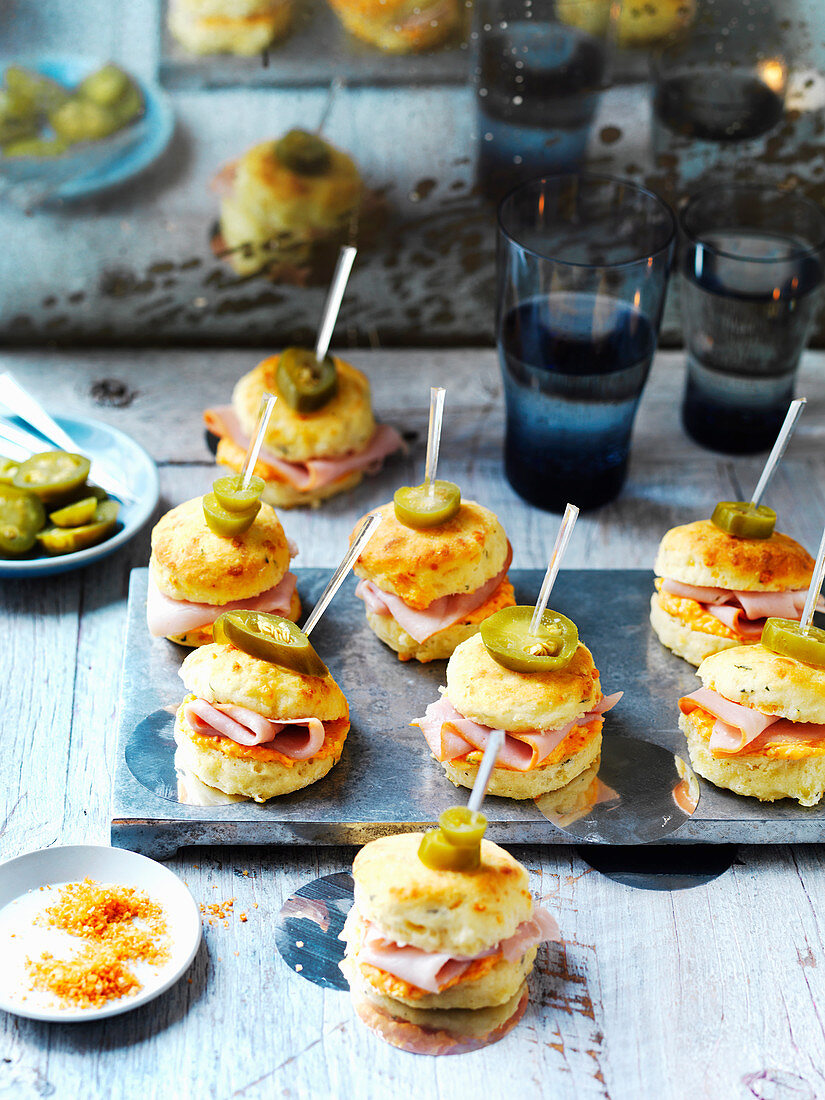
[353,500,516,661]
[205,356,403,508]
[147,495,299,646]
[340,832,559,1012]
[651,520,817,666]
[325,0,462,53]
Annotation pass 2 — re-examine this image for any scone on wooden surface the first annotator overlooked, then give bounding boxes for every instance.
[679,642,825,806]
[651,519,818,667]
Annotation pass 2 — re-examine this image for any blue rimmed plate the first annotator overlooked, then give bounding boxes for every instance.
[0,413,159,578]
[1,57,174,200]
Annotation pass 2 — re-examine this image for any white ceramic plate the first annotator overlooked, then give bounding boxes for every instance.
[0,413,159,578]
[0,844,201,1022]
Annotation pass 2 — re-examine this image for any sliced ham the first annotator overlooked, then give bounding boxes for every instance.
[184,697,326,758]
[147,571,297,638]
[354,906,560,994]
[355,545,514,644]
[661,578,822,639]
[680,687,778,753]
[412,692,622,772]
[204,404,404,491]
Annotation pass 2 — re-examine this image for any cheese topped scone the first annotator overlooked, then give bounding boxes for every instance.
[147,492,300,646]
[352,499,516,662]
[414,631,620,798]
[679,642,825,806]
[340,829,559,1052]
[651,518,819,667]
[205,353,404,508]
[168,0,292,56]
[174,619,349,800]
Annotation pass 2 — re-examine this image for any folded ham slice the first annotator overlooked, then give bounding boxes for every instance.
[355,545,513,645]
[349,907,560,994]
[661,579,822,639]
[147,571,297,638]
[183,697,326,758]
[204,404,404,492]
[412,692,622,772]
[680,687,825,754]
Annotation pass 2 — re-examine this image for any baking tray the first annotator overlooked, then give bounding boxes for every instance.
[158,0,471,90]
[111,568,825,856]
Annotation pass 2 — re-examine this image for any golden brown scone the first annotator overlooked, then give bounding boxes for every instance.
[220,138,362,276]
[649,592,742,668]
[365,578,515,663]
[167,588,301,647]
[352,833,532,958]
[174,701,348,801]
[353,501,510,609]
[168,0,291,55]
[654,521,815,592]
[446,633,602,733]
[233,355,375,462]
[150,496,290,605]
[326,0,461,52]
[343,963,528,1038]
[680,708,825,807]
[557,0,695,45]
[443,726,602,800]
[341,908,536,1009]
[179,642,348,722]
[696,644,825,725]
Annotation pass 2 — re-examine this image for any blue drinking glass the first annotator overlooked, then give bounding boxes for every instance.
[496,173,676,512]
[679,184,825,454]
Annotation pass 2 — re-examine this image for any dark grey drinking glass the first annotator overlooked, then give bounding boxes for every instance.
[496,174,676,513]
[679,184,825,454]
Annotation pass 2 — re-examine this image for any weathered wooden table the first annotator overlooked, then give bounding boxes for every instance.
[2,347,825,1100]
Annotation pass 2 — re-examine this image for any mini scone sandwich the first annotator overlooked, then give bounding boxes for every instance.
[413,607,621,798]
[325,0,462,53]
[147,474,300,646]
[339,809,560,1052]
[352,482,516,662]
[651,500,821,668]
[205,349,404,508]
[678,616,825,806]
[213,129,363,278]
[175,610,349,800]
[168,0,292,56]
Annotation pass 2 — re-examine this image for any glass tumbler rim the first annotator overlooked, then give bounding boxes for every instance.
[497,172,676,271]
[680,183,825,263]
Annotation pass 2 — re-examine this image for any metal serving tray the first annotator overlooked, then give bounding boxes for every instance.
[111,568,825,856]
[158,0,471,90]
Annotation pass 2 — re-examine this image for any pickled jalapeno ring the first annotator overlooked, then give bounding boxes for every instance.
[761,617,825,668]
[12,451,91,504]
[49,496,98,528]
[36,500,119,556]
[202,492,260,537]
[275,130,331,176]
[0,458,19,485]
[212,474,265,513]
[0,484,46,557]
[393,481,461,529]
[711,501,776,540]
[481,605,579,673]
[438,807,487,848]
[418,828,480,871]
[276,348,338,413]
[213,611,329,677]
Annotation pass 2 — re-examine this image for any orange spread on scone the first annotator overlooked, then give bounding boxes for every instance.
[655,586,739,640]
[457,579,516,627]
[187,716,349,767]
[681,704,825,761]
[359,953,503,1001]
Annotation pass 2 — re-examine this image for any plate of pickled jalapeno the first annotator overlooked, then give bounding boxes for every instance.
[0,58,174,200]
[0,415,159,577]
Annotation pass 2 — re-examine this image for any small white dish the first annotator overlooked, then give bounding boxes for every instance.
[0,844,201,1022]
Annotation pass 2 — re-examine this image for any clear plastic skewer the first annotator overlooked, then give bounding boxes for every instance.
[240,393,277,490]
[800,524,825,634]
[750,397,806,507]
[423,386,446,500]
[467,730,505,813]
[529,503,580,636]
[314,245,357,363]
[303,513,382,637]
